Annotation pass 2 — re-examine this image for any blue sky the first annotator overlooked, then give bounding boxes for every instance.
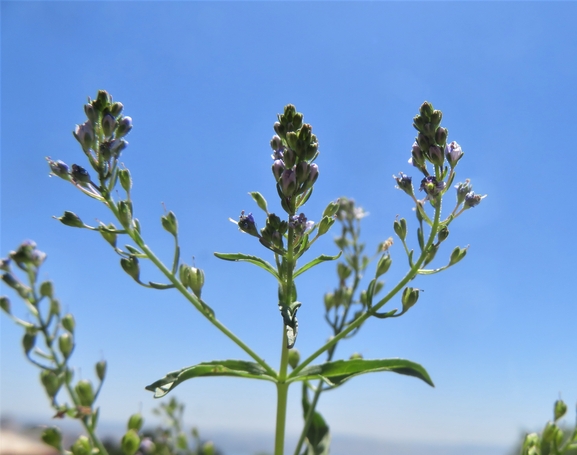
[1,1,576,452]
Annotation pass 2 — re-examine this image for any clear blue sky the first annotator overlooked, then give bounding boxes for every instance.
[1,1,576,452]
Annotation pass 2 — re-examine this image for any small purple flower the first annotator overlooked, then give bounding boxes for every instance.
[71,164,91,185]
[445,141,463,168]
[419,175,445,197]
[271,149,284,160]
[289,213,314,235]
[393,172,414,196]
[464,191,485,209]
[454,179,473,205]
[47,158,71,181]
[238,211,260,237]
[109,138,128,157]
[115,116,133,139]
[73,121,95,150]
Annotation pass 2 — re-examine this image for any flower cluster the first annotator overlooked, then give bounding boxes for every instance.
[47,90,132,196]
[270,105,319,215]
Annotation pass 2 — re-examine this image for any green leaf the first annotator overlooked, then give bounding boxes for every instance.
[145,360,277,398]
[214,252,279,280]
[289,358,434,387]
[293,252,342,278]
[301,382,330,455]
[148,282,175,290]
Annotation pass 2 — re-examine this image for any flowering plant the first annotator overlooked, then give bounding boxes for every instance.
[2,92,487,455]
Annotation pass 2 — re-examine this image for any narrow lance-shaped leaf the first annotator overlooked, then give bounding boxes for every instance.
[301,382,330,455]
[293,252,342,278]
[288,358,434,387]
[145,360,277,398]
[214,252,279,281]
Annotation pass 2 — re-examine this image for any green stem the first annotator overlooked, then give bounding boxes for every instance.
[289,200,442,380]
[104,195,276,377]
[275,330,290,455]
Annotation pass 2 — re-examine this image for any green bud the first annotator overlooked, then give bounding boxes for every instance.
[117,201,133,227]
[50,298,61,317]
[376,255,392,277]
[96,360,107,381]
[449,246,467,266]
[318,216,335,236]
[288,349,300,369]
[435,127,448,147]
[324,293,335,311]
[101,113,117,138]
[110,102,124,117]
[393,218,407,241]
[120,256,140,282]
[75,379,95,407]
[40,370,61,398]
[2,273,31,299]
[202,441,215,455]
[423,244,439,266]
[322,200,340,218]
[127,413,144,432]
[542,421,557,443]
[189,267,204,298]
[292,112,304,130]
[337,263,352,281]
[437,226,449,243]
[119,169,132,193]
[71,435,92,455]
[120,430,140,455]
[554,399,567,421]
[40,280,54,298]
[100,224,118,248]
[58,332,74,359]
[42,427,62,450]
[401,287,419,312]
[22,329,37,355]
[57,211,85,228]
[286,132,298,150]
[84,104,97,123]
[419,102,434,120]
[161,211,178,236]
[0,296,11,314]
[430,110,442,129]
[61,313,75,333]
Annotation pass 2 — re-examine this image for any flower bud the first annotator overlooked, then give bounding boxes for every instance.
[423,244,438,266]
[71,436,92,455]
[280,169,297,197]
[189,267,204,298]
[428,145,445,166]
[419,102,434,120]
[318,216,335,236]
[409,142,425,168]
[288,349,300,369]
[393,173,413,196]
[71,164,91,185]
[286,131,298,151]
[274,121,286,137]
[101,113,117,138]
[42,427,63,450]
[75,379,95,407]
[445,141,463,168]
[0,297,11,314]
[237,211,260,237]
[320,202,337,220]
[283,147,296,169]
[449,246,467,266]
[58,332,74,359]
[305,163,319,188]
[554,399,567,421]
[50,299,61,317]
[110,102,124,117]
[121,430,140,455]
[99,224,118,248]
[109,138,128,157]
[337,263,352,281]
[40,370,62,398]
[292,113,304,130]
[22,330,36,355]
[96,360,107,381]
[376,255,392,277]
[272,160,285,182]
[73,121,95,151]
[127,413,144,432]
[119,168,132,192]
[437,226,449,243]
[401,287,419,312]
[295,161,309,184]
[464,191,485,209]
[270,135,282,151]
[454,180,472,205]
[117,200,133,226]
[95,90,112,110]
[40,280,54,298]
[2,273,31,299]
[412,115,425,132]
[47,158,72,181]
[120,256,140,282]
[84,104,97,123]
[57,211,85,228]
[62,313,75,333]
[435,127,448,147]
[161,211,178,236]
[116,116,133,138]
[393,218,407,241]
[430,110,442,129]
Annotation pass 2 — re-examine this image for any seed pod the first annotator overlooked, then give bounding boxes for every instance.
[62,314,75,333]
[121,429,140,455]
[42,427,63,450]
[96,360,107,381]
[71,436,92,455]
[58,332,74,359]
[75,379,95,407]
[40,370,61,398]
[127,413,144,432]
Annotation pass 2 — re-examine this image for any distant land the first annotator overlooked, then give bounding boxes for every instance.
[0,415,513,455]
